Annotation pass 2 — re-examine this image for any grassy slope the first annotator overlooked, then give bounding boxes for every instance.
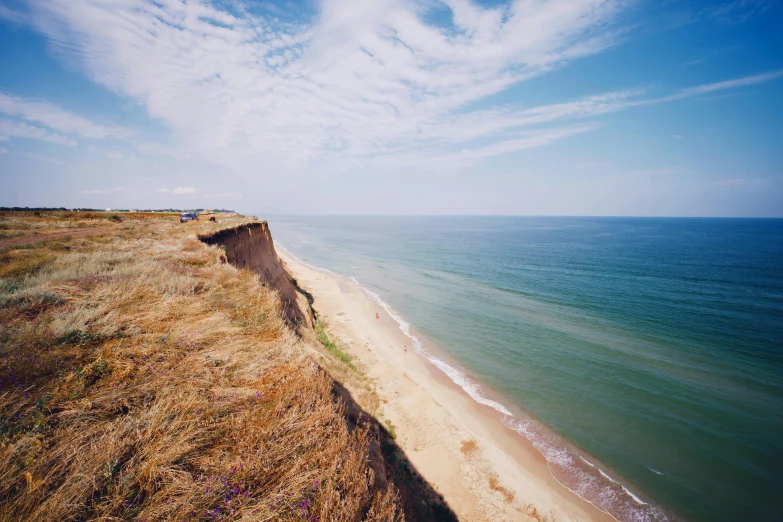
[0,213,403,522]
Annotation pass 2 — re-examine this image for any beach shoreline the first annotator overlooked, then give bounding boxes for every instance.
[278,245,616,522]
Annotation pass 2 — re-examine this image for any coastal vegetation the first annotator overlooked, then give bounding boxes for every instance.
[315,320,358,373]
[0,213,415,521]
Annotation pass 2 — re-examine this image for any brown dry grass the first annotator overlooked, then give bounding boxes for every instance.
[0,211,176,242]
[0,213,403,522]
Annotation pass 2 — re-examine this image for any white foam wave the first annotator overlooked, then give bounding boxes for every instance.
[597,470,647,504]
[600,468,619,483]
[622,486,648,506]
[349,276,513,416]
[277,243,338,275]
[503,417,662,521]
[647,467,663,475]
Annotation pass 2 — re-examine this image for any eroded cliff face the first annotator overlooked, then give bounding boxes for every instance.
[200,221,314,332]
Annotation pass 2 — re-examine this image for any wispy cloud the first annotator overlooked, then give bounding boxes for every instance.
[158,187,196,195]
[13,0,783,173]
[0,93,130,140]
[80,186,125,195]
[169,187,196,195]
[672,70,783,98]
[0,118,77,146]
[391,70,783,152]
[17,151,67,165]
[0,5,27,24]
[708,0,777,22]
[21,0,629,167]
[0,147,8,154]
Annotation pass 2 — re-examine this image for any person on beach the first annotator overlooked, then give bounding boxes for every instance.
[376,312,379,319]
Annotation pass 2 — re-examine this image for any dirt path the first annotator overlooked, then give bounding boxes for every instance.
[0,227,116,249]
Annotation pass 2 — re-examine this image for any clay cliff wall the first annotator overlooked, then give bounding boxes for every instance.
[200,221,314,332]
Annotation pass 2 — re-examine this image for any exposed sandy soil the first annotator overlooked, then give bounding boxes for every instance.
[278,248,615,522]
[0,227,116,249]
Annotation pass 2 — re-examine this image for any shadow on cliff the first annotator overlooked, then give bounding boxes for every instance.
[333,379,459,522]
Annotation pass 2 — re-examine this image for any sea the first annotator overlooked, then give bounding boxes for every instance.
[266,216,783,522]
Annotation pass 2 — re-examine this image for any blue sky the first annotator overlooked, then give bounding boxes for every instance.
[0,0,781,216]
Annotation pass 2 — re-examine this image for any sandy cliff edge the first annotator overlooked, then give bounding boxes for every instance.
[200,222,315,332]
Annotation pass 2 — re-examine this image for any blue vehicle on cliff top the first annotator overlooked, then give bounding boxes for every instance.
[180,212,198,223]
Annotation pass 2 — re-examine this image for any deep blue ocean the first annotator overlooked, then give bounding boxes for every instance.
[267,216,783,522]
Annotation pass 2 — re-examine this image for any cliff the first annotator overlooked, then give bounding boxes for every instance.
[0,212,406,521]
[0,212,453,522]
[199,221,315,332]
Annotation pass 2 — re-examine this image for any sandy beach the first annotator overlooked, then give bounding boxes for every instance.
[278,247,614,522]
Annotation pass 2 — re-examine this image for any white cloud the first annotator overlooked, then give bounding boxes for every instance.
[17,151,67,165]
[0,93,130,140]
[708,0,776,22]
[16,0,783,173]
[136,142,178,158]
[105,151,123,159]
[0,5,27,24]
[0,118,77,146]
[671,70,783,99]
[80,186,125,194]
[159,187,202,195]
[0,147,8,154]
[22,0,629,167]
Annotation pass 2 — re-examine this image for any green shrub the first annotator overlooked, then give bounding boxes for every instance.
[315,320,358,372]
[385,419,397,440]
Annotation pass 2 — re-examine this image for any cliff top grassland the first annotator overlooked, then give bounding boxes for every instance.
[0,212,436,522]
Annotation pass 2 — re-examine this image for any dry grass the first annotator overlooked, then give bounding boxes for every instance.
[0,214,404,521]
[0,211,176,242]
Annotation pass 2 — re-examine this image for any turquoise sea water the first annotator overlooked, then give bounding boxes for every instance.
[267,216,783,522]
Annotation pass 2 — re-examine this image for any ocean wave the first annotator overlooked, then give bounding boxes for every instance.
[276,243,339,276]
[504,416,663,520]
[349,276,512,416]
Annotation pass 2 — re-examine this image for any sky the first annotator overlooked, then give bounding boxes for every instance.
[0,0,781,216]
